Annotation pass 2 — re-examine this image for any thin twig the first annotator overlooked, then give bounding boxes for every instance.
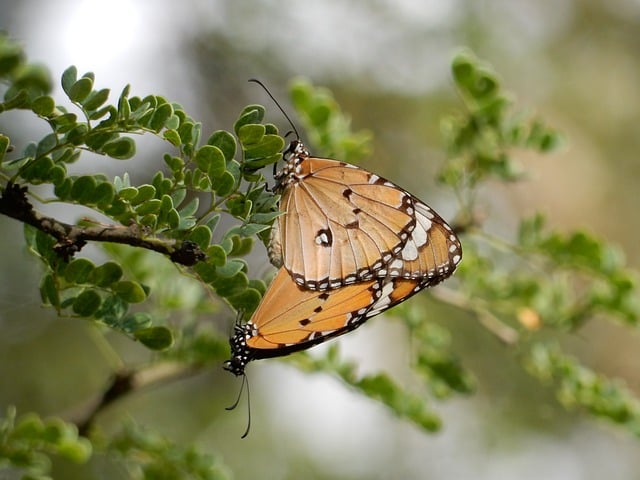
[431,287,520,345]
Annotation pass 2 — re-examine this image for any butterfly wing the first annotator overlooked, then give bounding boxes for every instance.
[269,145,462,289]
[224,267,429,376]
[270,144,426,290]
[384,200,462,282]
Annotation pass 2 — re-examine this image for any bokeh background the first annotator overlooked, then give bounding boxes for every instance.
[1,0,640,478]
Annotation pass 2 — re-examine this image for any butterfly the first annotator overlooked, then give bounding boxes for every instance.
[224,266,444,376]
[225,164,462,376]
[267,139,462,290]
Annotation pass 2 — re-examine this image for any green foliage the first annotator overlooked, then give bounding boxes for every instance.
[440,49,564,223]
[437,50,640,437]
[525,342,640,430]
[289,78,372,162]
[0,406,92,480]
[109,422,231,480]
[0,30,288,345]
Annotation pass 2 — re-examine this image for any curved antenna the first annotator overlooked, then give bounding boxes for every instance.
[248,78,300,140]
[226,373,252,439]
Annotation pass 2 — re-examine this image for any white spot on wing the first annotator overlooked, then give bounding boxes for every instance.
[401,241,419,261]
[389,258,403,270]
[367,281,395,317]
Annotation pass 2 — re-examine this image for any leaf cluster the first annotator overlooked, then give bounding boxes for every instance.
[0,407,91,480]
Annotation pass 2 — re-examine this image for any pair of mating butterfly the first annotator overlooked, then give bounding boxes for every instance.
[224,82,462,378]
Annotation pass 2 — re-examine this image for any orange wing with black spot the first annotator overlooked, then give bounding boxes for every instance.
[267,140,461,290]
[225,267,440,376]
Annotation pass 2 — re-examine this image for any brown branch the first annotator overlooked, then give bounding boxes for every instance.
[0,182,205,265]
[76,364,204,436]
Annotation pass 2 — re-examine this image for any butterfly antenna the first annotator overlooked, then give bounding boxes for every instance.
[248,78,300,140]
[226,373,252,438]
[241,374,252,439]
[226,372,245,411]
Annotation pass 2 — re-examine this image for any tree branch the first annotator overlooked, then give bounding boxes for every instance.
[0,182,205,266]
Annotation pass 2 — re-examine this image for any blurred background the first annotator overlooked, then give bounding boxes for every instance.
[1,0,640,478]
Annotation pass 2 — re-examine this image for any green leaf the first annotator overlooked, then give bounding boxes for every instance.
[31,95,55,116]
[205,214,221,233]
[96,294,128,324]
[214,271,248,297]
[134,326,174,350]
[135,199,162,215]
[213,171,235,197]
[94,182,116,207]
[229,235,254,256]
[72,289,102,316]
[195,145,226,180]
[163,154,183,173]
[54,177,73,199]
[82,88,110,111]
[130,184,156,205]
[186,225,212,250]
[178,197,199,218]
[238,123,265,145]
[206,244,226,267]
[24,156,54,183]
[244,135,285,160]
[66,123,89,145]
[64,258,95,283]
[40,273,60,307]
[163,129,181,146]
[50,112,78,133]
[167,208,180,229]
[122,312,153,332]
[215,258,246,278]
[89,261,123,287]
[149,102,174,131]
[239,223,269,238]
[36,133,57,156]
[164,114,180,130]
[113,281,147,303]
[234,105,265,134]
[68,77,93,102]
[250,211,281,225]
[228,287,262,314]
[102,137,135,159]
[207,130,236,161]
[118,85,131,119]
[118,186,138,201]
[70,175,98,203]
[243,152,282,170]
[61,66,78,95]
[177,120,195,144]
[85,128,118,149]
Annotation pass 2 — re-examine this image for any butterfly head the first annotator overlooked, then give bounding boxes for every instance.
[274,139,310,193]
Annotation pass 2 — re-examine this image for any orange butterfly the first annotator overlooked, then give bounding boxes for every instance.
[267,140,462,290]
[225,140,462,375]
[224,267,441,376]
